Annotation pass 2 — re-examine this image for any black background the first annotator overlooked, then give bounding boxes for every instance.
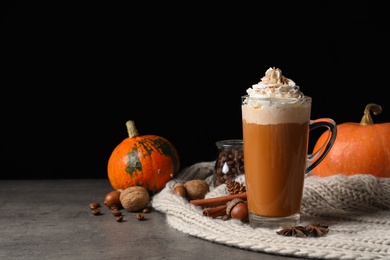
[1,2,389,179]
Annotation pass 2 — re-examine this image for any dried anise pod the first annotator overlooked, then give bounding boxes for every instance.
[225,179,246,195]
[304,223,329,237]
[276,223,330,238]
[276,225,307,238]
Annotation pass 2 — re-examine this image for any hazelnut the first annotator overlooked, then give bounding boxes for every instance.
[104,190,123,209]
[184,179,210,200]
[226,198,248,223]
[230,202,249,223]
[173,182,187,198]
[120,186,150,212]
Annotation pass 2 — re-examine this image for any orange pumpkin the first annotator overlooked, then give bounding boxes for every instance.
[312,103,390,178]
[107,120,180,193]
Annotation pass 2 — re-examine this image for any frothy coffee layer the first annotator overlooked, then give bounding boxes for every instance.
[242,99,311,125]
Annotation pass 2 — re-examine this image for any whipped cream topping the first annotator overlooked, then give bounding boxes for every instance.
[242,67,310,125]
[246,67,304,99]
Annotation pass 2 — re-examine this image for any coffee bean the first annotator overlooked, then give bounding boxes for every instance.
[214,142,245,187]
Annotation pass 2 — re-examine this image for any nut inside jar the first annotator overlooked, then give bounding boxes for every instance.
[214,140,245,187]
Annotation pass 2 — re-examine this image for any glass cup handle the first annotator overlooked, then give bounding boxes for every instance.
[306,118,337,173]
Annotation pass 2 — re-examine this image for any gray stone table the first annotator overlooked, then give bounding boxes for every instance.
[0,179,305,260]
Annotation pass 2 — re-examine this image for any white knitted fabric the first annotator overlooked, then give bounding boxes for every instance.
[152,161,390,260]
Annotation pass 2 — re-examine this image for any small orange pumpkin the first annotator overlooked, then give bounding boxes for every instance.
[107,120,180,193]
[312,103,390,178]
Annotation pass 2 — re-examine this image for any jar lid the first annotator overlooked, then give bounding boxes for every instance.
[215,139,243,148]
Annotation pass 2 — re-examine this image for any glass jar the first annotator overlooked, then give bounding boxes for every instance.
[213,139,245,187]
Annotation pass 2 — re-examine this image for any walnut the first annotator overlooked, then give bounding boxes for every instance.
[184,179,210,200]
[119,186,150,212]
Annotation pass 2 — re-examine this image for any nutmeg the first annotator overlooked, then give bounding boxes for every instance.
[184,179,210,200]
[120,186,150,212]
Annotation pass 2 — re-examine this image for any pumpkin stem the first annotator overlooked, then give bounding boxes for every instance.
[126,120,139,138]
[360,103,382,126]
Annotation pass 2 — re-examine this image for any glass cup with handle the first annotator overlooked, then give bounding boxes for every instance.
[241,95,337,228]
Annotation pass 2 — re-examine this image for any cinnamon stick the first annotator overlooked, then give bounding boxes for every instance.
[190,192,247,207]
[202,205,227,218]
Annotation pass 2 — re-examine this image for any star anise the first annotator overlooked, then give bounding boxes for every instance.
[276,225,307,238]
[276,223,330,238]
[304,223,329,237]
